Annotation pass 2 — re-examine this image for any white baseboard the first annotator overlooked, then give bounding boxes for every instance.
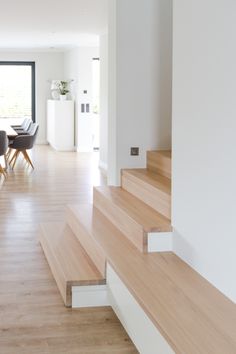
[106,263,175,354]
[72,285,109,308]
[76,147,93,153]
[49,143,75,152]
[148,232,173,252]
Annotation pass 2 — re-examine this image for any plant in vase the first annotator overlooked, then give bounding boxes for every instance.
[57,81,70,100]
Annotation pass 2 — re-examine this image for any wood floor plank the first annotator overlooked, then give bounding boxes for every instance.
[0,146,137,353]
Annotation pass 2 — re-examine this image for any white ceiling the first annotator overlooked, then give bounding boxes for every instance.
[0,0,108,50]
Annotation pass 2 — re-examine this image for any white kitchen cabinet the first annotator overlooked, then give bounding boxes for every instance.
[47,100,74,151]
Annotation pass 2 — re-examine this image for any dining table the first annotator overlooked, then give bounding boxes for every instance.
[0,118,18,138]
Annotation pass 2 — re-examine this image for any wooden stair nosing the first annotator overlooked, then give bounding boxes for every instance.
[66,205,107,277]
[93,186,172,253]
[67,204,236,354]
[39,222,105,307]
[121,169,171,219]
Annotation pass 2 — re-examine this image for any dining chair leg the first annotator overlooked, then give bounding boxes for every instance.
[0,164,7,178]
[6,148,12,161]
[4,154,8,171]
[12,151,20,169]
[9,150,17,166]
[22,150,34,169]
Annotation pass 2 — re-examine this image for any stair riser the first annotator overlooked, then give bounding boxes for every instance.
[107,263,175,354]
[122,174,171,219]
[66,208,106,277]
[39,228,70,307]
[93,188,147,252]
[147,152,171,178]
[147,232,173,253]
[72,285,109,308]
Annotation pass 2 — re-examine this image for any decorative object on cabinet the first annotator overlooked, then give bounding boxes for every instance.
[49,80,74,100]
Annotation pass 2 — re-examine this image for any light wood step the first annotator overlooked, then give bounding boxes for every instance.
[66,205,106,277]
[39,222,105,307]
[93,186,172,252]
[121,168,171,219]
[64,204,236,354]
[147,150,171,178]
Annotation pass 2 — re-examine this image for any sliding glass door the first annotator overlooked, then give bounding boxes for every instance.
[0,62,35,123]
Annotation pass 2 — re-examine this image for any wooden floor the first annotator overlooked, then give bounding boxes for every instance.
[0,146,137,354]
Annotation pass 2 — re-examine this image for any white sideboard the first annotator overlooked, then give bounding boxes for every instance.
[47,100,75,151]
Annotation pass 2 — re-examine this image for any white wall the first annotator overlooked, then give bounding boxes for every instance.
[0,51,64,143]
[64,47,99,151]
[99,33,108,171]
[108,0,172,185]
[172,0,236,302]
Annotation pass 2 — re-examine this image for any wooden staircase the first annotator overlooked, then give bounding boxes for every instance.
[40,150,172,305]
[39,150,236,354]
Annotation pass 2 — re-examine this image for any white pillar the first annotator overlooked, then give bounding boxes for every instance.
[107,0,172,185]
[172,0,236,302]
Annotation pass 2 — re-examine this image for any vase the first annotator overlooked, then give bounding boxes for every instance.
[60,94,67,101]
[51,90,59,100]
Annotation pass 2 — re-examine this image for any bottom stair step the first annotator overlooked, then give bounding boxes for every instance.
[39,222,105,307]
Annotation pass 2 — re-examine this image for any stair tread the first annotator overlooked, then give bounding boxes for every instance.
[122,168,171,195]
[40,222,105,285]
[95,186,171,233]
[68,204,236,354]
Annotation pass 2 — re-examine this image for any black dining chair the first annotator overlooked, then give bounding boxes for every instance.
[0,131,9,178]
[9,123,39,169]
[13,119,32,134]
[15,121,33,135]
[11,118,31,130]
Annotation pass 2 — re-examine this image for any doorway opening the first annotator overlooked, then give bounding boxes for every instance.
[0,61,35,124]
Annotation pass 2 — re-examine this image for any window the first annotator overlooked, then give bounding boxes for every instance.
[0,61,35,122]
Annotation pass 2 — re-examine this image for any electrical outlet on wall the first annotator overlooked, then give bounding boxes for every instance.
[130,147,139,156]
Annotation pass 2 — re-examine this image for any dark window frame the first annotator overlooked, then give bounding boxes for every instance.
[0,61,36,122]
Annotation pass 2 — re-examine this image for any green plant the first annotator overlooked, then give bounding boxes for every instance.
[56,81,70,95]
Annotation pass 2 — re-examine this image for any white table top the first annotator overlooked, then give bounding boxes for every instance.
[0,119,18,137]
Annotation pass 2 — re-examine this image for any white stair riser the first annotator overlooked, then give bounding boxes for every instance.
[72,285,109,308]
[107,264,175,354]
[148,232,173,253]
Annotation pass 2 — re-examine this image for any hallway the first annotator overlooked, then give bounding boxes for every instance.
[0,146,137,353]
